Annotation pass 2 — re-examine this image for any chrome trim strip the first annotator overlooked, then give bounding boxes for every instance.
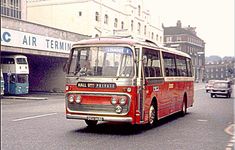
[66,114,133,123]
[66,91,132,116]
[164,77,194,82]
[66,77,136,86]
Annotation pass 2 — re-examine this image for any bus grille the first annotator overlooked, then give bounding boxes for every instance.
[67,103,128,115]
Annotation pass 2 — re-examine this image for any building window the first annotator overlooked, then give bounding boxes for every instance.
[121,21,124,29]
[104,14,108,24]
[95,12,99,21]
[78,11,82,16]
[131,20,134,31]
[151,32,154,39]
[1,0,21,19]
[177,36,181,41]
[144,25,146,35]
[160,36,162,42]
[156,34,159,41]
[2,0,6,5]
[114,18,118,28]
[138,5,141,16]
[137,22,141,34]
[166,37,172,42]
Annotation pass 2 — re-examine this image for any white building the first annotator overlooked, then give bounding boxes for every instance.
[26,0,164,45]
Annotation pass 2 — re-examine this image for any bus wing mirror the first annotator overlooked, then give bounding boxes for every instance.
[143,56,147,64]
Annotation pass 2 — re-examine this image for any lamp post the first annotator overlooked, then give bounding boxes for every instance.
[197,51,205,82]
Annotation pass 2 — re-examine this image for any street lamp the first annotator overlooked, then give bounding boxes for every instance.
[196,51,205,82]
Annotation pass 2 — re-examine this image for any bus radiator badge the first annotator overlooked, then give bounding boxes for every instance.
[153,86,159,92]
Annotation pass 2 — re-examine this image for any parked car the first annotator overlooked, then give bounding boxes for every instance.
[210,80,232,98]
[205,80,217,92]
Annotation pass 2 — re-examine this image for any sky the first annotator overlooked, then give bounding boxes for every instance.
[145,0,234,57]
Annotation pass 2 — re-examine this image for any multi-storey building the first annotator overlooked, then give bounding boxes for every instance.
[1,1,89,93]
[163,20,205,82]
[26,0,164,45]
[205,59,235,82]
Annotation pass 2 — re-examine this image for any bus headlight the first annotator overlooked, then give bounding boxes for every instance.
[75,95,81,104]
[65,86,69,91]
[127,87,132,92]
[119,98,127,105]
[115,105,122,114]
[68,95,74,103]
[111,97,117,105]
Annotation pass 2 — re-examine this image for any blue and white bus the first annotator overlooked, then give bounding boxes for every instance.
[1,69,4,95]
[1,55,29,95]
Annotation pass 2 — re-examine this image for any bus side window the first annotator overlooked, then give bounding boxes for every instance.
[186,58,192,77]
[1,58,15,64]
[163,52,177,77]
[176,56,187,77]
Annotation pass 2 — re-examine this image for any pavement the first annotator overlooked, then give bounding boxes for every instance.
[1,92,64,100]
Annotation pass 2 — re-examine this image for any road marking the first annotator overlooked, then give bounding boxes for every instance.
[226,147,232,150]
[230,139,235,143]
[225,124,235,136]
[227,143,233,147]
[197,119,208,122]
[12,113,57,122]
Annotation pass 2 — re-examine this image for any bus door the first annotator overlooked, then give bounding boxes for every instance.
[162,52,178,115]
[141,48,164,122]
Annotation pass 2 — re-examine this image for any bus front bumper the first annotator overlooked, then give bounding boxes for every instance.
[66,114,133,123]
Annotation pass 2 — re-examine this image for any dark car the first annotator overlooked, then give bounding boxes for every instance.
[211,80,232,98]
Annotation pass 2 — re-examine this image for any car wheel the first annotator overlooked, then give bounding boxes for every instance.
[227,93,231,98]
[85,120,98,127]
[211,94,214,98]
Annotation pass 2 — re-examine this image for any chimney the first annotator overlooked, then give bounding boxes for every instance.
[176,20,182,28]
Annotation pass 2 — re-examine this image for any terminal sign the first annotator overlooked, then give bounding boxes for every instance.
[1,28,74,53]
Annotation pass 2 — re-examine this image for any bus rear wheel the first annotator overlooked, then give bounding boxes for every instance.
[181,99,187,116]
[85,120,98,127]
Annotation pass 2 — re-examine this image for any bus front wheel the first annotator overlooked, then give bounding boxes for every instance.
[148,102,157,127]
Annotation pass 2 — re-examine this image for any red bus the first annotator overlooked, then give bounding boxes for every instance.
[65,37,194,127]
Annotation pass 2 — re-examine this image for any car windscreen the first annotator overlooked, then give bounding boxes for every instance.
[213,83,228,88]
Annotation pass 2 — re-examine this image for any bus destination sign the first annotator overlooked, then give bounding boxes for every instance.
[77,82,116,89]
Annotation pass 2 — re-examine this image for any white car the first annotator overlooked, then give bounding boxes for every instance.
[205,80,217,92]
[211,80,232,98]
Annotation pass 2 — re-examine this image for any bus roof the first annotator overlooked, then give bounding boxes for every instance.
[2,55,27,59]
[72,37,191,58]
